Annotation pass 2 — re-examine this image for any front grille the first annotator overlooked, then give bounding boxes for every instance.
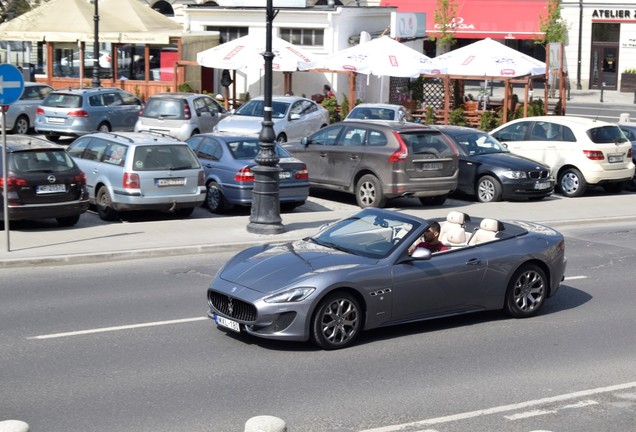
[528,169,550,180]
[208,290,257,321]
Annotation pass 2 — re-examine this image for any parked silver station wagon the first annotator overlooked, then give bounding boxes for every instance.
[66,132,206,220]
[284,121,459,208]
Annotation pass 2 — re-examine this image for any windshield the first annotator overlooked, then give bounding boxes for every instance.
[311,209,418,259]
[452,132,508,156]
[227,140,292,160]
[234,100,290,119]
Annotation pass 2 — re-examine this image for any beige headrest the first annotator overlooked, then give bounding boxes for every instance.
[480,218,501,232]
[446,211,466,225]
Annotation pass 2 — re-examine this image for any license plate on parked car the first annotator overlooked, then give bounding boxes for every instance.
[418,162,443,170]
[156,178,186,187]
[36,184,66,194]
[279,171,291,179]
[46,117,65,124]
[608,155,623,163]
[534,181,551,190]
[214,313,241,333]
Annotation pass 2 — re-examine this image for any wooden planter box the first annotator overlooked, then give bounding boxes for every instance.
[620,73,636,92]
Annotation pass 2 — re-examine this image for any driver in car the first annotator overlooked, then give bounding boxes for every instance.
[408,221,448,254]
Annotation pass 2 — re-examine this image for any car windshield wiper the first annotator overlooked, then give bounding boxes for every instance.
[310,238,354,254]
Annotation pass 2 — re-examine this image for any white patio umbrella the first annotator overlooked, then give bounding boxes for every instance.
[196,34,314,72]
[302,35,438,78]
[426,38,546,78]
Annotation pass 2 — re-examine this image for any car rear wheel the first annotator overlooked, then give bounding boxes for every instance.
[504,264,547,318]
[96,187,118,221]
[276,133,287,143]
[310,292,362,350]
[13,115,29,134]
[97,122,111,133]
[355,174,386,208]
[56,215,80,227]
[419,195,447,206]
[476,175,502,202]
[206,181,231,213]
[558,167,586,197]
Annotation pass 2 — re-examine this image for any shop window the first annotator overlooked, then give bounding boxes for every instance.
[280,28,324,47]
[205,26,249,43]
[592,23,620,43]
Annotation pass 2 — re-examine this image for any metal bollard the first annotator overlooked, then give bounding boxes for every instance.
[244,416,287,432]
[0,420,29,432]
[633,90,636,104]
[600,82,605,102]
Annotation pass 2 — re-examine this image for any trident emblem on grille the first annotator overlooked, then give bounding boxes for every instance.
[227,297,234,316]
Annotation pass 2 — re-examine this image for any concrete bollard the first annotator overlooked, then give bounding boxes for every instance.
[244,415,287,432]
[0,420,29,432]
[619,113,631,123]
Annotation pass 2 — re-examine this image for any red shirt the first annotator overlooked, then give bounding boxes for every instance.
[413,241,448,253]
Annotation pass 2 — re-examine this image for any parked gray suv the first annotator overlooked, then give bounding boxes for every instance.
[66,132,206,220]
[284,121,459,208]
[35,87,142,141]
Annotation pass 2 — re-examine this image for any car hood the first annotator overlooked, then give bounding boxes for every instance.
[469,152,548,170]
[219,240,375,292]
[215,115,281,135]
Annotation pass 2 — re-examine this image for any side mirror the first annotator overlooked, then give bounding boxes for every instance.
[411,248,432,260]
[290,113,301,120]
[301,136,309,148]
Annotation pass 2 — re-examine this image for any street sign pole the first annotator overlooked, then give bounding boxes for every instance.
[0,63,26,253]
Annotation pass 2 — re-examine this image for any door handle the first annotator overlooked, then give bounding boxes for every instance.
[319,152,328,157]
[466,258,481,265]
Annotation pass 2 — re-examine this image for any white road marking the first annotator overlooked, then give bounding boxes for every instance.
[28,317,208,340]
[359,382,636,432]
[564,275,587,280]
[505,409,556,420]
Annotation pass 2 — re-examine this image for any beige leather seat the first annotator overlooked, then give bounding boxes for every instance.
[468,218,502,245]
[438,211,469,244]
[445,229,467,248]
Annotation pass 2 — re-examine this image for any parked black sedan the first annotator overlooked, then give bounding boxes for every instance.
[434,125,554,202]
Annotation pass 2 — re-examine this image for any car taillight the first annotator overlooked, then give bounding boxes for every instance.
[198,171,205,186]
[123,172,140,189]
[295,164,309,180]
[67,110,89,117]
[389,131,408,162]
[628,148,633,159]
[2,106,8,113]
[0,176,28,189]
[72,172,87,185]
[235,167,254,182]
[36,107,45,115]
[183,100,191,120]
[583,150,604,160]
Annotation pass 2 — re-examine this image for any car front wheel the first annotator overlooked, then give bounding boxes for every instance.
[13,115,29,134]
[476,175,502,202]
[355,174,386,208]
[558,167,586,197]
[310,292,362,350]
[504,264,547,318]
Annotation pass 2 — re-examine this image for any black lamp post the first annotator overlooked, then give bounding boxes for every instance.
[247,0,284,234]
[92,0,101,88]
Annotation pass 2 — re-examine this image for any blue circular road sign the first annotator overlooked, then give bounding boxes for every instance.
[0,63,25,105]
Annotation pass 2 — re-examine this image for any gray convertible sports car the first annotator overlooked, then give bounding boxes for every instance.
[207,208,567,350]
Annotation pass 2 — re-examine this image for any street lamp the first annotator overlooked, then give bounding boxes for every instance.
[92,0,101,88]
[246,0,283,234]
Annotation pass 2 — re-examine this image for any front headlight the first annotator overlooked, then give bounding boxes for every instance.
[264,287,315,303]
[501,170,527,180]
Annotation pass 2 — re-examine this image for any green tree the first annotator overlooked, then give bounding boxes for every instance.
[429,0,459,48]
[537,0,568,44]
[0,0,33,24]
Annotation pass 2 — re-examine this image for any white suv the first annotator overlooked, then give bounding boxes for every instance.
[491,116,634,197]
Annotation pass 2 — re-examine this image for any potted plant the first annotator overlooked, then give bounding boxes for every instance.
[620,68,636,92]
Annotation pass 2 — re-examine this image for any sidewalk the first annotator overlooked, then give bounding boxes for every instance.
[2,192,636,268]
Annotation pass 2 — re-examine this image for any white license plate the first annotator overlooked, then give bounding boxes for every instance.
[279,171,291,179]
[47,117,65,124]
[156,178,185,187]
[534,181,551,190]
[419,162,443,170]
[214,314,241,333]
[608,155,623,163]
[36,184,66,194]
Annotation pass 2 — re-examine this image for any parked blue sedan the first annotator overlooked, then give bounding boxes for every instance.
[186,133,309,213]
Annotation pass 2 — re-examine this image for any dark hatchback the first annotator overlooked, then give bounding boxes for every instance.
[1,136,89,226]
[435,125,554,202]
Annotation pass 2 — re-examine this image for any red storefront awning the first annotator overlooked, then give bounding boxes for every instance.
[380,0,547,40]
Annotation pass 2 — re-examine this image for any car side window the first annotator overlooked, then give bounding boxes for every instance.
[38,86,53,99]
[311,125,343,146]
[290,101,303,116]
[89,95,105,107]
[368,130,388,146]
[194,97,208,113]
[493,122,529,141]
[103,93,122,106]
[302,101,317,114]
[84,138,108,162]
[204,98,220,115]
[67,137,92,159]
[198,139,223,161]
[103,143,127,166]
[120,92,141,106]
[341,127,367,147]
